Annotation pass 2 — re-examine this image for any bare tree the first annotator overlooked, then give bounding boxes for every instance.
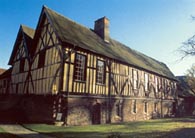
[186,64,195,77]
[185,64,195,93]
[179,16,195,59]
[180,35,195,59]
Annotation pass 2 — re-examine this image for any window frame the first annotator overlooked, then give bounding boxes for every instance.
[132,100,137,114]
[73,53,87,82]
[116,100,122,117]
[154,102,158,113]
[133,69,138,89]
[144,102,148,113]
[96,59,106,85]
[155,76,158,92]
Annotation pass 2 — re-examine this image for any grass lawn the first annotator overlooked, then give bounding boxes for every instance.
[23,117,195,138]
[0,127,21,138]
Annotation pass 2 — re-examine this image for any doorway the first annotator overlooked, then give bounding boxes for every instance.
[92,103,101,124]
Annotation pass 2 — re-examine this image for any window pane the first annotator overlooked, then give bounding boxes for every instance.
[133,70,138,89]
[155,77,158,92]
[144,73,149,91]
[74,53,86,81]
[96,60,105,84]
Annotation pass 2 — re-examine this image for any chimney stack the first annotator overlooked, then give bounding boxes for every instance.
[94,17,109,43]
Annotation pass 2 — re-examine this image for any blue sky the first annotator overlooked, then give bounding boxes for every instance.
[0,0,195,76]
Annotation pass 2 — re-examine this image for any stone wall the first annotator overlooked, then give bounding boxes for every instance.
[67,97,108,125]
[0,94,175,125]
[66,96,175,126]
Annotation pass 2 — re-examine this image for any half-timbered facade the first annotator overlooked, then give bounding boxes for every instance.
[0,68,11,94]
[0,6,177,125]
[8,25,35,94]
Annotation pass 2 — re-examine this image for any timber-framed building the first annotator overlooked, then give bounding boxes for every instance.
[0,6,177,125]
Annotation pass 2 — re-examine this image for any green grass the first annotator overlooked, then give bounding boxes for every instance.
[0,127,21,138]
[0,127,5,132]
[23,118,195,138]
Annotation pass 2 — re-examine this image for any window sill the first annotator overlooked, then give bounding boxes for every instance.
[74,80,86,83]
[96,83,106,86]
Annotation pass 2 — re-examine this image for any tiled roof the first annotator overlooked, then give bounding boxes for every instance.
[43,6,175,80]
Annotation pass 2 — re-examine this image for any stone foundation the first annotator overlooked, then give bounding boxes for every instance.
[65,96,175,125]
[0,94,176,125]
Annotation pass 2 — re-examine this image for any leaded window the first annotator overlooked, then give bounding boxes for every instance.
[133,70,138,89]
[96,60,105,84]
[74,53,87,81]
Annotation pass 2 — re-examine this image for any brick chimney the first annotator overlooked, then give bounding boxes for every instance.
[94,17,110,43]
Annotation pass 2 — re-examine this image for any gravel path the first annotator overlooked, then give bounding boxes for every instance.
[0,124,54,138]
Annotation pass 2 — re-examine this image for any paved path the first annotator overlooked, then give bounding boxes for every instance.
[0,124,54,138]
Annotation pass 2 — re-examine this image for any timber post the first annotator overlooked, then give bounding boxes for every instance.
[56,46,66,124]
[106,59,112,123]
[58,47,73,125]
[63,49,72,125]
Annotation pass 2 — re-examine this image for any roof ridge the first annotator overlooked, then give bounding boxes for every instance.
[20,24,35,38]
[44,6,93,32]
[110,38,167,67]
